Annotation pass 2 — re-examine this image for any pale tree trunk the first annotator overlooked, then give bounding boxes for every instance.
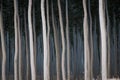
[99,0,107,79]
[13,0,19,79]
[88,0,93,79]
[51,3,60,80]
[83,0,91,79]
[18,14,22,80]
[46,0,50,79]
[41,0,49,79]
[66,0,70,80]
[0,10,6,80]
[33,7,37,73]
[57,0,66,79]
[24,9,30,80]
[28,0,36,79]
[106,0,110,77]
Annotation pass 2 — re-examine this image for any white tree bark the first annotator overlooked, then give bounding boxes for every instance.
[57,0,66,80]
[66,0,70,80]
[33,7,37,73]
[28,0,36,79]
[99,0,107,79]
[24,9,30,80]
[13,0,19,79]
[18,14,22,80]
[0,11,6,80]
[83,0,91,79]
[41,0,49,79]
[51,3,61,80]
[46,0,50,79]
[88,0,93,79]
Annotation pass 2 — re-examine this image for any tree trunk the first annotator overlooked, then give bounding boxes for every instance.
[106,0,110,77]
[66,0,70,80]
[99,0,107,79]
[33,7,37,73]
[46,0,50,79]
[51,3,61,80]
[0,10,6,80]
[57,0,66,80]
[83,0,91,79]
[28,0,36,79]
[88,0,93,79]
[18,13,22,80]
[41,0,49,79]
[13,0,19,79]
[24,9,30,80]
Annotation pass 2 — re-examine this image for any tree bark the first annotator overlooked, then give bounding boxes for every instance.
[46,0,50,79]
[24,9,30,80]
[0,10,6,80]
[99,0,107,79]
[57,0,66,80]
[106,0,110,77]
[41,0,49,79]
[13,0,19,79]
[88,0,93,79]
[66,0,70,80]
[28,0,36,79]
[18,13,22,80]
[83,0,91,79]
[33,7,37,74]
[51,3,61,80]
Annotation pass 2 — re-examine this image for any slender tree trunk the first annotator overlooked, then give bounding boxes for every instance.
[99,0,107,79]
[28,0,36,79]
[106,0,110,77]
[88,0,93,79]
[66,0,70,80]
[51,3,60,80]
[18,13,22,80]
[57,0,66,80]
[33,7,37,73]
[46,0,50,79]
[24,9,30,80]
[13,0,19,79]
[41,0,49,79]
[0,10,6,80]
[83,0,91,79]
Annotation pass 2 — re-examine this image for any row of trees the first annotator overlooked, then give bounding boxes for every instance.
[0,0,119,80]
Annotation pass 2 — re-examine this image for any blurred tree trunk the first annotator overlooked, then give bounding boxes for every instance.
[83,0,91,79]
[41,0,49,79]
[88,0,93,79]
[99,0,107,79]
[18,14,22,80]
[46,0,50,79]
[51,3,60,80]
[28,0,36,79]
[57,0,66,80]
[24,9,30,80]
[106,0,110,77]
[66,0,70,80]
[13,0,19,79]
[0,10,6,80]
[33,7,37,74]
